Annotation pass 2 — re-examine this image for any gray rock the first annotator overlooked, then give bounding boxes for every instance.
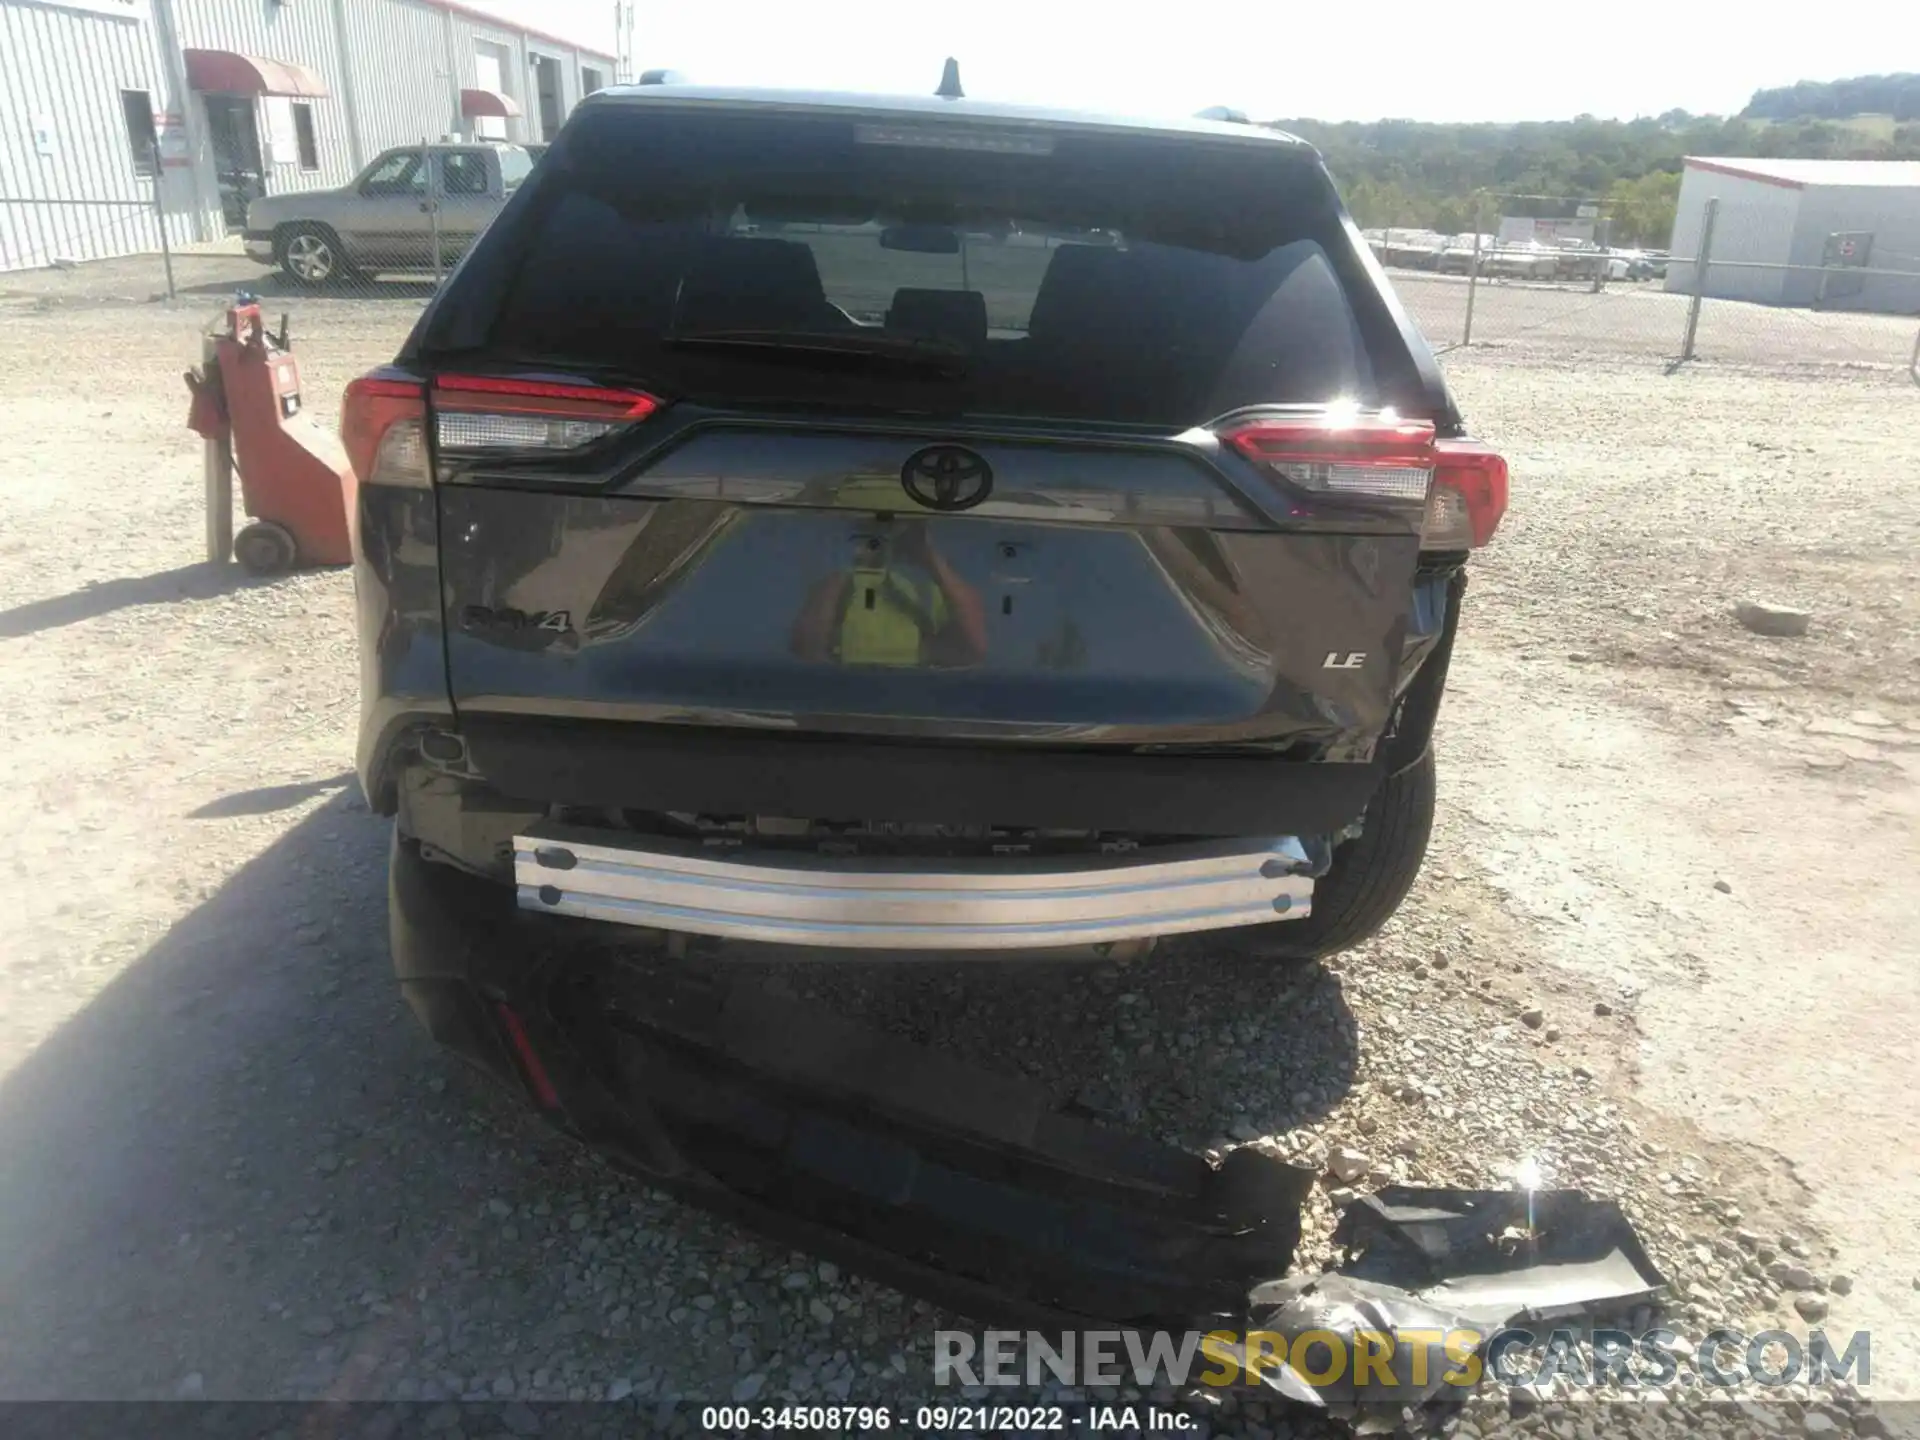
[1228,1117,1264,1143]
[1713,879,1733,894]
[1802,1413,1838,1435]
[732,1373,766,1404]
[607,1378,634,1402]
[501,1402,541,1436]
[1768,1262,1818,1290]
[1328,1148,1369,1183]
[1794,1295,1831,1323]
[1735,600,1811,638]
[1829,1274,1854,1296]
[1520,1008,1545,1029]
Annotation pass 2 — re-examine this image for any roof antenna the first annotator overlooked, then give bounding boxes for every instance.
[935,58,964,100]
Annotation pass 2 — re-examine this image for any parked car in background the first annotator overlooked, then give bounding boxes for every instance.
[1362,228,1447,270]
[1483,238,1560,281]
[244,142,537,286]
[1433,233,1494,274]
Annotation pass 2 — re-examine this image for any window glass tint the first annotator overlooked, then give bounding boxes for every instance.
[120,91,157,176]
[362,151,424,195]
[483,111,1375,425]
[441,151,489,196]
[498,146,534,191]
[292,103,319,170]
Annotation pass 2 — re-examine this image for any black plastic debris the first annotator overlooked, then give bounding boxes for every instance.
[1242,1187,1666,1423]
[1335,1186,1667,1325]
[552,960,1321,1328]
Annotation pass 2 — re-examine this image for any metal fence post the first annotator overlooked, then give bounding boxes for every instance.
[202,331,233,566]
[1462,229,1482,347]
[1680,197,1718,363]
[151,144,176,301]
[424,138,443,288]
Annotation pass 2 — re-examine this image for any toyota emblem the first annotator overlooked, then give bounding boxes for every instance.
[900,445,993,512]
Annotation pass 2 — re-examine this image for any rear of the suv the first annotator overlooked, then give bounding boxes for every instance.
[345,85,1503,1115]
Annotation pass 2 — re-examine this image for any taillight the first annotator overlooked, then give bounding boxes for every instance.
[432,374,660,456]
[341,375,428,488]
[1425,439,1509,549]
[1216,410,1506,549]
[1221,412,1437,501]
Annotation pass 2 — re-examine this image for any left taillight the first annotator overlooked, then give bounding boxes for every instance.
[341,375,428,488]
[431,374,661,459]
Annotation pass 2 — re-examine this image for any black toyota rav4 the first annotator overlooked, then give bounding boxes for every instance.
[343,83,1507,1321]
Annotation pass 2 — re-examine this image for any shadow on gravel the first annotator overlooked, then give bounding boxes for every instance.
[189,773,354,819]
[0,565,253,640]
[0,793,1358,1402]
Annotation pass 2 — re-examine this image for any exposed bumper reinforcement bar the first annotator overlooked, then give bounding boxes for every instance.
[512,825,1315,949]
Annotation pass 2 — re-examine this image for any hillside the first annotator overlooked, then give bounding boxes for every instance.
[1741,74,1919,122]
[1274,91,1920,246]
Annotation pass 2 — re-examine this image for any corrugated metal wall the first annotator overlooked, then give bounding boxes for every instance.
[0,2,198,269]
[1,0,612,271]
[173,0,358,194]
[446,10,533,143]
[1790,183,1920,314]
[343,0,460,156]
[1665,168,1799,305]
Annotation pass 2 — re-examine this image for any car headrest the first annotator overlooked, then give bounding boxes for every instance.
[1024,245,1136,342]
[673,237,830,330]
[885,288,989,347]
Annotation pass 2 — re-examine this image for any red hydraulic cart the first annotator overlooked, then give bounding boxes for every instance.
[185,298,356,574]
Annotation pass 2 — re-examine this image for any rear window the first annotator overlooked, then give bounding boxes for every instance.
[471,108,1378,426]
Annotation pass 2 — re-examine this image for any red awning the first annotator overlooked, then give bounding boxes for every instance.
[184,49,329,98]
[461,87,523,119]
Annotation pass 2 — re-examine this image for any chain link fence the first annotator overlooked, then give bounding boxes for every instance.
[1370,206,1920,378]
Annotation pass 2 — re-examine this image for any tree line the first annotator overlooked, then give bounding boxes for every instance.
[1267,87,1920,247]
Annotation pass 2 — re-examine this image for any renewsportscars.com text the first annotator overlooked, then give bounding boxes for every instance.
[935,1327,1869,1393]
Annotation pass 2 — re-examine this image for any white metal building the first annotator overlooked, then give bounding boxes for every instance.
[1665,157,1920,314]
[1,0,615,271]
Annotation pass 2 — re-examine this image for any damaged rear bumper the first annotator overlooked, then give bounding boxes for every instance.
[392,833,1665,1356]
[393,832,1315,1326]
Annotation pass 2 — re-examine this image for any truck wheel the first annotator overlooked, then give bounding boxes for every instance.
[234,520,298,575]
[1206,749,1436,964]
[278,224,347,287]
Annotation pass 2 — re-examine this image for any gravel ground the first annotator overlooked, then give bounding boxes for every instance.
[0,267,1916,1438]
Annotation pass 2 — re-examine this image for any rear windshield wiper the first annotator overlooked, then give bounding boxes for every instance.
[663,328,971,376]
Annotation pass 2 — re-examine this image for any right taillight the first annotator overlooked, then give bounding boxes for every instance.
[1424,439,1509,549]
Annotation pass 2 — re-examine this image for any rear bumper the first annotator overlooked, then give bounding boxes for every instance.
[515,824,1314,949]
[459,716,1384,838]
[389,833,1317,1327]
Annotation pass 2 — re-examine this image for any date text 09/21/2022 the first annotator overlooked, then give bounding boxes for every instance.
[698,1405,1193,1431]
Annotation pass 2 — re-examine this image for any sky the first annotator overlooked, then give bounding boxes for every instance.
[470,0,1909,125]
